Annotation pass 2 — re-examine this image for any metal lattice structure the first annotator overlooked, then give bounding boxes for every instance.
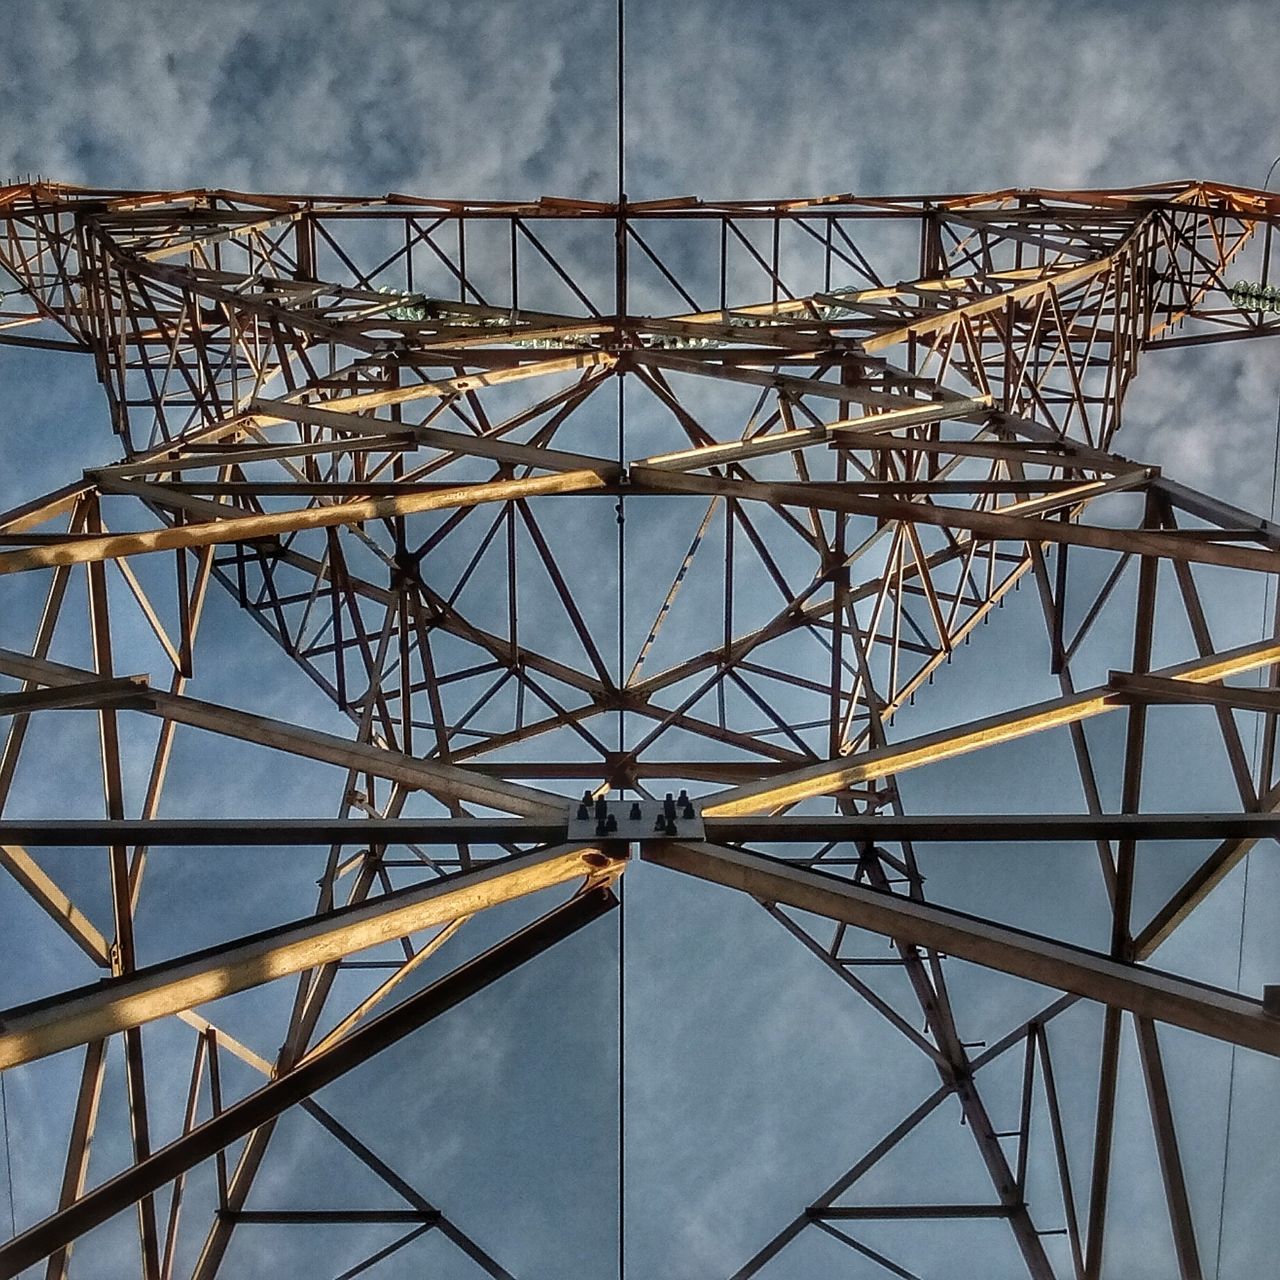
[0,179,1279,1278]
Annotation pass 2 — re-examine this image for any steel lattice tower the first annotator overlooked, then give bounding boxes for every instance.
[0,179,1278,1278]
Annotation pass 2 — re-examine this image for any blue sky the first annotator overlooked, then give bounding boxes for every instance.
[0,2,1278,1278]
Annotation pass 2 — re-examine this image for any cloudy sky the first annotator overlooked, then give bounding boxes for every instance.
[0,3,1278,1278]
[2,0,1278,508]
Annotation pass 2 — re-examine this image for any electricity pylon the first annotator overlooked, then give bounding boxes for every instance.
[0,179,1278,1279]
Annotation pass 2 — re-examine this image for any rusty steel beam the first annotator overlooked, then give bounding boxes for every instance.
[0,180,1277,1280]
[0,888,616,1278]
[0,845,618,1069]
[0,647,564,818]
[702,638,1280,815]
[0,468,612,575]
[644,842,1280,1057]
[9,811,1280,847]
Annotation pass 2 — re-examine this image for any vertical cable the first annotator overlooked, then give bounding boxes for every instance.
[615,6,627,1277]
[1214,382,1280,1278]
[616,0,626,204]
[616,373,627,1280]
[1,1071,14,1237]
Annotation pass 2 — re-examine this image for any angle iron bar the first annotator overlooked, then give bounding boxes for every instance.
[0,888,616,1278]
[644,842,1280,1057]
[0,844,617,1069]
